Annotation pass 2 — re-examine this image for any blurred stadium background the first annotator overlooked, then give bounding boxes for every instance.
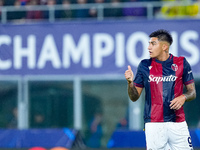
[0,0,200,150]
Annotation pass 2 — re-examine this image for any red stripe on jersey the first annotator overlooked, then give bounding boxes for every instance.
[150,60,164,122]
[173,57,185,122]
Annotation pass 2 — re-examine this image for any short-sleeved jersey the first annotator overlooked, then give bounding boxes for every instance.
[134,54,194,123]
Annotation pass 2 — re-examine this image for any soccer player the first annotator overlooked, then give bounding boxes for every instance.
[124,29,196,150]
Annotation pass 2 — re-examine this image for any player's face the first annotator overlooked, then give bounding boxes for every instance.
[148,37,163,59]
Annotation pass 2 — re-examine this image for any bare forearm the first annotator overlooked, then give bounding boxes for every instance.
[183,83,196,102]
[128,82,140,102]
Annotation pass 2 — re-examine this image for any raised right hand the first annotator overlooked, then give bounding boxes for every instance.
[125,65,134,84]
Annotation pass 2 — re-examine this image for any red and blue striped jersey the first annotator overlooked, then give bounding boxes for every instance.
[134,54,194,123]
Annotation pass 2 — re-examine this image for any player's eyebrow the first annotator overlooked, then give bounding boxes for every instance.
[149,41,157,44]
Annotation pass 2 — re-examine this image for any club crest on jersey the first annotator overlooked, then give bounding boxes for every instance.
[171,64,178,71]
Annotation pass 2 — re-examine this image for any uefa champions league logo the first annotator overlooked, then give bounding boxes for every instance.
[171,64,178,71]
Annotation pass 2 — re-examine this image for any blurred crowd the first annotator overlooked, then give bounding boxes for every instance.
[1,0,161,6]
[0,0,199,21]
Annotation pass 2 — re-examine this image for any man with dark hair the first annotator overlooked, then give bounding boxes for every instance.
[149,29,173,45]
[125,29,196,150]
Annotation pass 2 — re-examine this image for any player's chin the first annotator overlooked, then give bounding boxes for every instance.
[149,55,154,58]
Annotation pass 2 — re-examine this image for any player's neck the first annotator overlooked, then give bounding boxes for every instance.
[156,53,170,62]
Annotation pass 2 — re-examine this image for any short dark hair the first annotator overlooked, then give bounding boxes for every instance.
[149,29,173,45]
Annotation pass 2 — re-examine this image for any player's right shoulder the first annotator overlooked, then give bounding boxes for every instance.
[137,59,152,71]
[140,58,152,66]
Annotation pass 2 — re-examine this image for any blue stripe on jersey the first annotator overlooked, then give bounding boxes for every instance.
[162,56,177,122]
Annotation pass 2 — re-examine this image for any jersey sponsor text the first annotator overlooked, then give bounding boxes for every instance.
[148,75,178,84]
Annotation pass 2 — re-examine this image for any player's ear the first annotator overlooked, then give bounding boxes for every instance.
[162,43,169,51]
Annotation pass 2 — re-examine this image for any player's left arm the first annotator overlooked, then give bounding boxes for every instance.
[170,82,196,110]
[183,82,196,102]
